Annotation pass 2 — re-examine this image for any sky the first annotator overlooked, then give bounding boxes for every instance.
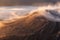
[0,0,60,6]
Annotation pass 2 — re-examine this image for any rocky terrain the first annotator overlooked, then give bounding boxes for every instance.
[0,8,60,40]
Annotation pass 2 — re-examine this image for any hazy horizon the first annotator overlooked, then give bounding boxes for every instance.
[0,0,60,6]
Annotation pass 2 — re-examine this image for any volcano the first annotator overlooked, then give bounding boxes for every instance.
[0,9,60,40]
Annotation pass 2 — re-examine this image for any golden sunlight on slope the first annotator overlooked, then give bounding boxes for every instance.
[0,21,5,28]
[0,15,27,28]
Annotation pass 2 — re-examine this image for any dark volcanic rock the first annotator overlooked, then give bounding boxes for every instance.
[0,12,60,40]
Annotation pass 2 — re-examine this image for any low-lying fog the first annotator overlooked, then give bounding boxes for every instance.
[0,6,38,20]
[0,4,60,22]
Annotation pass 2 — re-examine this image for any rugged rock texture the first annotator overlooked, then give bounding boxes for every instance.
[0,12,60,40]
